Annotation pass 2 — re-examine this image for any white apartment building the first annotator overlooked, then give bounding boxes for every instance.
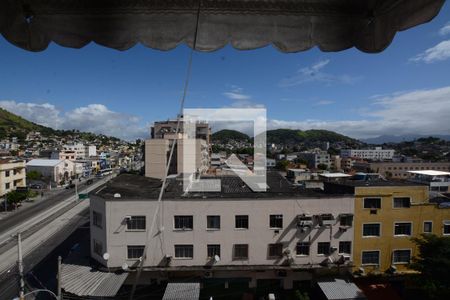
[0,159,26,196]
[340,147,395,161]
[63,144,97,159]
[90,173,355,289]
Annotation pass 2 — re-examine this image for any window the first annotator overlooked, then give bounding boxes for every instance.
[174,245,194,259]
[393,197,410,208]
[174,216,193,230]
[268,243,283,258]
[339,241,351,254]
[362,251,380,265]
[444,221,450,235]
[363,224,381,237]
[394,222,412,236]
[296,242,310,256]
[93,211,102,228]
[233,244,249,260]
[5,170,10,177]
[207,244,220,258]
[127,216,146,230]
[207,215,220,230]
[423,221,432,233]
[317,242,330,255]
[93,239,103,256]
[269,214,283,229]
[340,214,353,227]
[393,250,411,264]
[127,245,145,259]
[235,215,249,229]
[5,182,10,189]
[363,198,381,209]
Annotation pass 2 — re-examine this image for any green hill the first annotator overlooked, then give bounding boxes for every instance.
[0,107,122,143]
[212,129,250,143]
[266,128,361,146]
[0,107,57,140]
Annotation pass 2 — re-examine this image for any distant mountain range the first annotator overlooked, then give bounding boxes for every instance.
[361,134,450,144]
[212,128,361,146]
[0,107,122,142]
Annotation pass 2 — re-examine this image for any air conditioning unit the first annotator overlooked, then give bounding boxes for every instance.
[318,214,335,226]
[343,254,351,262]
[204,271,213,278]
[297,215,313,229]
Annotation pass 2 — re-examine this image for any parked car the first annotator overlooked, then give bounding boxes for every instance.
[86,179,93,185]
[29,183,43,189]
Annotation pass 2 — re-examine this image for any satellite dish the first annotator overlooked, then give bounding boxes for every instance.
[214,255,220,263]
[122,263,129,271]
[103,253,110,260]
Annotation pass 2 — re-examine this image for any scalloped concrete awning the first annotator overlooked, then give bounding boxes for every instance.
[0,0,445,53]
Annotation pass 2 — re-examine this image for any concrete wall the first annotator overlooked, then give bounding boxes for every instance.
[0,161,26,196]
[145,139,169,179]
[90,196,355,270]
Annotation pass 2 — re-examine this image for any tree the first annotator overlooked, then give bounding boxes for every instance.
[294,290,310,300]
[410,234,450,299]
[276,160,289,171]
[26,170,42,180]
[317,163,328,170]
[6,190,27,208]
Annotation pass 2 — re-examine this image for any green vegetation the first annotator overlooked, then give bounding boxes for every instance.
[26,170,42,180]
[212,129,250,143]
[409,234,450,299]
[266,128,359,145]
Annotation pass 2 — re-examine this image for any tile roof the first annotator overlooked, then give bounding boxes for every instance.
[318,278,367,300]
[163,282,200,300]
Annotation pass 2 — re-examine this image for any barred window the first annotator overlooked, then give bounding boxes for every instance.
[207,216,220,230]
[393,197,410,208]
[207,244,220,258]
[268,243,283,258]
[363,198,381,209]
[394,222,412,236]
[174,216,193,230]
[175,245,194,259]
[362,251,379,265]
[339,241,351,254]
[233,244,248,260]
[235,215,249,229]
[363,224,381,237]
[296,242,310,256]
[317,242,330,255]
[269,215,283,229]
[393,250,411,264]
[127,216,146,230]
[127,245,145,259]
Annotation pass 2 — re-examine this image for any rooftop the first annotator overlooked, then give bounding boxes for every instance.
[94,172,348,200]
[408,170,450,176]
[26,159,64,167]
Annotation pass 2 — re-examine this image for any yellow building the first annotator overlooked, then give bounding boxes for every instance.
[0,159,27,196]
[325,180,450,275]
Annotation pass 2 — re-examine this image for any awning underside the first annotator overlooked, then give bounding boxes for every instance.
[0,0,445,53]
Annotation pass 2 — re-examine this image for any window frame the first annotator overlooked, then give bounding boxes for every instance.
[233,244,249,260]
[423,221,433,234]
[93,239,103,256]
[174,215,194,231]
[392,197,411,208]
[268,243,283,258]
[317,242,331,256]
[339,214,353,227]
[361,250,380,266]
[443,221,450,235]
[362,223,381,237]
[269,214,283,229]
[235,215,249,230]
[126,215,146,231]
[338,241,352,255]
[394,222,412,237]
[174,244,194,259]
[127,245,145,260]
[392,249,411,265]
[296,242,310,256]
[207,244,221,258]
[206,215,221,230]
[363,197,382,209]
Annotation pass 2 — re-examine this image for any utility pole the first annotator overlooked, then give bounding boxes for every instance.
[57,256,62,300]
[17,233,25,300]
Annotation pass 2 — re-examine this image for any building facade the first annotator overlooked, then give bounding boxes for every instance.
[341,147,395,161]
[0,159,26,196]
[359,161,450,179]
[26,159,75,185]
[90,173,355,288]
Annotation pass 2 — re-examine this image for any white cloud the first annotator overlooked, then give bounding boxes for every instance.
[410,40,450,63]
[222,86,264,108]
[279,59,360,87]
[267,86,450,139]
[439,23,450,36]
[314,100,334,106]
[0,101,148,140]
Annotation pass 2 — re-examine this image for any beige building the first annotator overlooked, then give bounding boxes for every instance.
[0,159,26,196]
[356,161,450,179]
[90,173,355,289]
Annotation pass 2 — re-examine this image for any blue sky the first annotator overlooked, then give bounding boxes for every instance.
[1,3,450,140]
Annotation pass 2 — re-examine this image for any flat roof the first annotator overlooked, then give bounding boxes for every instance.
[320,173,352,178]
[408,170,450,176]
[318,279,367,300]
[26,159,63,167]
[94,172,350,200]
